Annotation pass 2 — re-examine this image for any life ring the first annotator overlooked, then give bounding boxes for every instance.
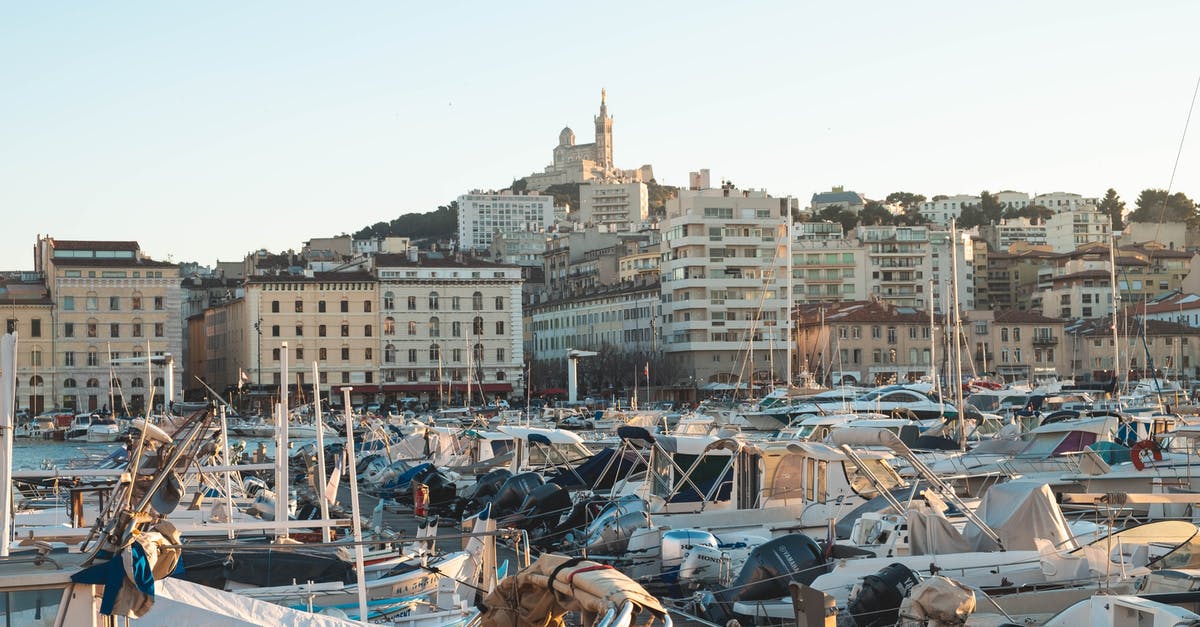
[1131,440,1163,471]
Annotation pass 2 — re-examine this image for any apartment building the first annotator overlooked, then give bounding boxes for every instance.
[792,225,868,304]
[978,217,1048,251]
[917,194,981,226]
[1045,206,1111,252]
[457,190,555,251]
[528,281,659,362]
[856,225,973,313]
[578,181,648,229]
[376,254,523,404]
[660,185,791,384]
[1066,314,1200,381]
[969,310,1068,382]
[34,238,184,414]
[794,300,939,386]
[242,271,378,407]
[0,274,54,413]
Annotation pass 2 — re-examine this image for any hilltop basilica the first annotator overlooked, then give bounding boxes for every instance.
[524,90,654,191]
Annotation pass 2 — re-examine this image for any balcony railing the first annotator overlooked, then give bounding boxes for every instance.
[1032,335,1058,347]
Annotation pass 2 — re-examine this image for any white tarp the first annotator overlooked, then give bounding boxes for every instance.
[150,577,360,627]
[963,481,1077,552]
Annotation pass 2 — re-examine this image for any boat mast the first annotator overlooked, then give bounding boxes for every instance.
[950,220,965,449]
[276,341,289,541]
[928,280,937,392]
[0,332,16,556]
[1108,234,1122,406]
[785,218,793,387]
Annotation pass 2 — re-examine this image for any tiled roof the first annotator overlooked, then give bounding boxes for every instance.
[375,253,516,269]
[246,271,375,283]
[992,310,1064,324]
[51,240,139,251]
[795,300,944,324]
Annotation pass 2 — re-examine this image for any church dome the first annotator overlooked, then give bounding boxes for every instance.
[558,126,575,147]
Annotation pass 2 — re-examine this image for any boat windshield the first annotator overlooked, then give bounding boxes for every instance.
[966,394,1000,412]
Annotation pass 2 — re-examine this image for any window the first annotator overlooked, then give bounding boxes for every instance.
[429,343,441,360]
[271,325,280,337]
[31,348,41,367]
[452,348,462,362]
[1013,328,1021,341]
[496,320,504,335]
[64,322,74,338]
[496,348,505,362]
[383,292,395,310]
[63,296,75,310]
[132,321,143,337]
[86,293,98,310]
[365,371,373,383]
[296,347,304,360]
[365,347,372,360]
[109,296,120,311]
[340,300,349,313]
[429,317,440,338]
[385,344,396,363]
[87,350,99,366]
[451,296,461,311]
[364,324,373,337]
[154,296,164,310]
[273,348,281,361]
[341,347,350,360]
[886,327,896,344]
[319,324,327,337]
[319,347,328,360]
[295,300,303,313]
[364,300,372,313]
[473,316,484,335]
[408,321,417,335]
[384,317,395,335]
[318,300,327,313]
[429,292,440,310]
[871,326,881,339]
[473,343,484,363]
[87,320,98,338]
[408,369,418,382]
[63,351,75,366]
[272,300,280,313]
[295,324,303,336]
[495,296,504,310]
[31,318,41,337]
[131,377,144,388]
[154,322,164,337]
[472,291,483,311]
[452,321,462,337]
[1001,328,1009,342]
[63,378,76,388]
[342,371,350,383]
[408,349,417,363]
[340,324,349,337]
[408,296,417,310]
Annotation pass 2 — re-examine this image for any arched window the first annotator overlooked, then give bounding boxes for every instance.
[111,378,122,389]
[473,316,484,336]
[429,292,440,310]
[131,378,144,388]
[429,317,440,338]
[472,291,483,311]
[63,378,77,388]
[153,377,164,388]
[86,378,100,388]
[131,290,144,311]
[383,292,394,310]
[473,343,484,364]
[384,317,396,335]
[29,375,43,386]
[429,343,440,361]
[495,371,506,381]
[384,344,396,363]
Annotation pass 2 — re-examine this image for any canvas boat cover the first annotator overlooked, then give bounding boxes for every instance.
[963,480,1076,552]
[480,553,667,627]
[152,577,360,626]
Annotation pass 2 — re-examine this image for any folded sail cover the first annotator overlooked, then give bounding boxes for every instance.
[480,553,668,627]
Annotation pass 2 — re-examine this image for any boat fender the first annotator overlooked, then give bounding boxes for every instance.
[1131,439,1163,471]
[414,483,429,517]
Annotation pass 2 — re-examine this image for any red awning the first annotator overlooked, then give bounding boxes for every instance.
[330,385,380,393]
[376,383,512,393]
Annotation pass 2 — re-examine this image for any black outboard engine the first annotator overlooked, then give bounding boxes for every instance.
[463,468,512,504]
[703,534,826,624]
[845,562,922,627]
[419,469,456,514]
[489,472,544,519]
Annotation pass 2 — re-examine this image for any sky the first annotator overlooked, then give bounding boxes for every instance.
[3,1,1200,270]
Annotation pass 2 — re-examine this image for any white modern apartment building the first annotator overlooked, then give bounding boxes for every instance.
[857,225,973,313]
[792,222,868,305]
[457,190,555,251]
[1035,192,1099,213]
[578,181,648,230]
[979,217,1048,251]
[1045,206,1111,252]
[918,194,980,226]
[660,185,791,384]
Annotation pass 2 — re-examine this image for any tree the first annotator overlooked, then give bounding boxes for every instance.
[979,191,1004,224]
[815,204,858,232]
[1129,189,1198,226]
[1098,188,1126,230]
[957,205,987,228]
[884,191,927,210]
[859,201,893,226]
[1003,204,1052,222]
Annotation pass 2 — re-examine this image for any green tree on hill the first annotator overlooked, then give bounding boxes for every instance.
[1098,188,1125,230]
[1129,188,1197,226]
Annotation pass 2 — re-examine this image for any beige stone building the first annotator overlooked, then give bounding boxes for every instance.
[524,90,653,190]
[242,271,378,407]
[34,237,184,414]
[0,275,54,413]
[1065,314,1200,381]
[196,298,249,398]
[376,254,524,404]
[969,310,1068,382]
[794,300,938,386]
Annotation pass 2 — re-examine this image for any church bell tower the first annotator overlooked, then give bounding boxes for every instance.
[594,88,613,170]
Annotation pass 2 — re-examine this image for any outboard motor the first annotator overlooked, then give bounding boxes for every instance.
[845,562,922,627]
[499,483,571,534]
[581,496,649,555]
[704,534,826,624]
[420,468,456,514]
[490,472,544,519]
[463,468,512,504]
[661,529,720,586]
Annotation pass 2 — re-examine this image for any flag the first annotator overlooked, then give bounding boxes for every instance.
[643,363,649,378]
[238,368,250,390]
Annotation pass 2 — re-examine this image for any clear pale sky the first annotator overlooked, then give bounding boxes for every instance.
[3,2,1198,270]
